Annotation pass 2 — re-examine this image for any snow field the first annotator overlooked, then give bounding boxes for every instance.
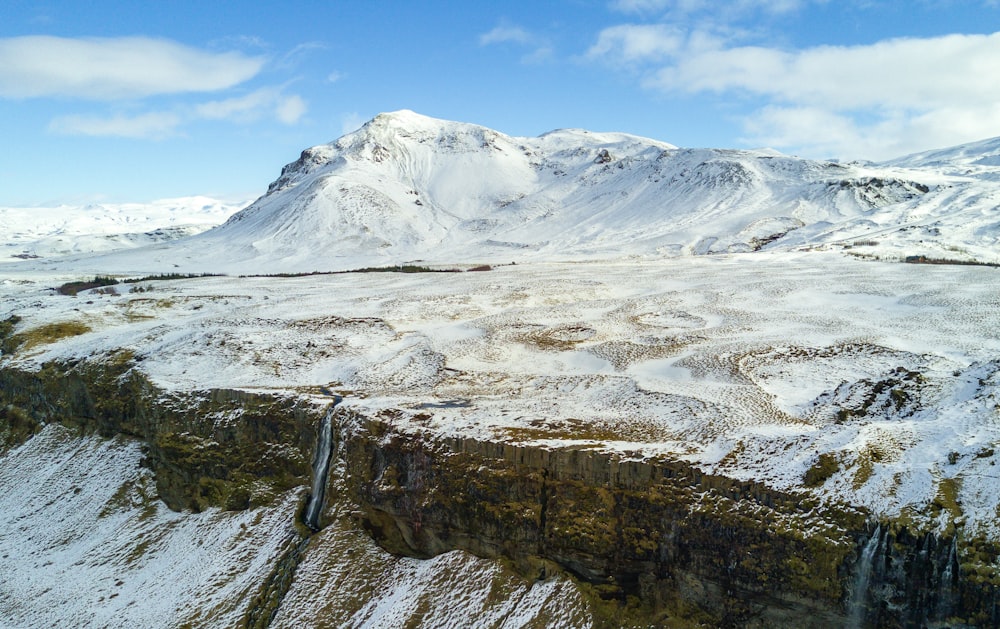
[3,252,1000,535]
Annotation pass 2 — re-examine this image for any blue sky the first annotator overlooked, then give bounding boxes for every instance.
[2,0,1000,206]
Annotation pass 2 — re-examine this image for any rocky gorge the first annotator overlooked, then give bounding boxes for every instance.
[2,347,996,627]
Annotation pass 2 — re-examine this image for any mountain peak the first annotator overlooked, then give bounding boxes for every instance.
[370,109,444,127]
[356,110,492,139]
[209,110,954,274]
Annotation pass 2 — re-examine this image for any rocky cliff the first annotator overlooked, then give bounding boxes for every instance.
[2,355,997,627]
[0,353,318,512]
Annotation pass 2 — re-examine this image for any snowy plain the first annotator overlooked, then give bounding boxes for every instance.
[3,252,999,537]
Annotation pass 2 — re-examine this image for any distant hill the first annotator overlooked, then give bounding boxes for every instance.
[0,197,245,263]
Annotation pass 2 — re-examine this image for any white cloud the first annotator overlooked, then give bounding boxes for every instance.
[586,24,684,63]
[327,70,346,83]
[196,89,277,122]
[0,36,263,100]
[611,0,809,15]
[479,23,552,63]
[611,0,697,13]
[648,33,1000,110]
[48,112,183,139]
[479,25,533,46]
[744,104,1000,160]
[588,23,1000,159]
[740,106,874,156]
[196,87,307,125]
[276,95,307,124]
[49,87,307,139]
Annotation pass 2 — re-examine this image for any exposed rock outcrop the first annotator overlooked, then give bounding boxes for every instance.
[0,355,320,511]
[1,357,997,627]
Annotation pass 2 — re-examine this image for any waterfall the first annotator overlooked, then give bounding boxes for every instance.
[303,406,335,531]
[934,536,958,621]
[848,524,883,628]
[248,401,340,626]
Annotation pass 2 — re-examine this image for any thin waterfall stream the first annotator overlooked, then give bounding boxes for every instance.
[934,536,958,621]
[848,524,883,628]
[246,398,339,628]
[304,405,335,531]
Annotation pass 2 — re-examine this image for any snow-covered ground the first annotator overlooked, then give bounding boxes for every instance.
[3,252,999,537]
[0,196,246,264]
[0,424,300,627]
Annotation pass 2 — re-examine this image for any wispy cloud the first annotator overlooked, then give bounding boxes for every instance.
[276,41,327,70]
[611,0,811,17]
[48,111,183,139]
[195,89,276,122]
[479,22,553,63]
[480,25,533,46]
[275,95,307,124]
[195,87,307,124]
[50,87,309,139]
[610,0,693,13]
[586,24,685,63]
[0,36,264,100]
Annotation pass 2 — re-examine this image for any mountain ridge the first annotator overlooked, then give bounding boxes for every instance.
[11,110,1000,273]
[186,110,942,272]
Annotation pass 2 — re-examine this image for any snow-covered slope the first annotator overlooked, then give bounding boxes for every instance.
[777,136,1000,262]
[0,425,298,628]
[26,110,968,275]
[197,110,935,270]
[887,135,1000,173]
[0,196,246,263]
[8,112,1000,274]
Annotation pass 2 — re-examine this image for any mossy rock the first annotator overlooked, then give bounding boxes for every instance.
[0,315,22,356]
[804,452,839,487]
[0,403,40,452]
[0,355,320,513]
[3,320,91,355]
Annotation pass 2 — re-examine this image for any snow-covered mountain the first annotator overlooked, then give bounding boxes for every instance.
[11,110,1000,274]
[0,196,246,263]
[189,110,935,271]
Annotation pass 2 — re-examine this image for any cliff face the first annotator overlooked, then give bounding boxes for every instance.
[1,356,997,627]
[0,354,319,512]
[339,410,1000,627]
[340,410,856,627]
